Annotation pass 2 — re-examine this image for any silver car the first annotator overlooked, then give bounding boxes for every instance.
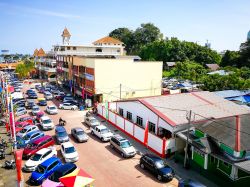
[84,116,100,128]
[15,107,27,116]
[71,127,88,143]
[110,134,136,158]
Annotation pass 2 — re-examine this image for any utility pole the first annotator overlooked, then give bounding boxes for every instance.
[184,110,192,168]
[119,83,122,100]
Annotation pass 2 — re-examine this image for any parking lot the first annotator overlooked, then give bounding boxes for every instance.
[20,82,179,187]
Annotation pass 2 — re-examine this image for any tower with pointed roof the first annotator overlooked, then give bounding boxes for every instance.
[62,27,71,45]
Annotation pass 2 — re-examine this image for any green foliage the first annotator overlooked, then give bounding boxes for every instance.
[139,38,221,68]
[15,59,35,78]
[109,23,162,55]
[220,50,240,67]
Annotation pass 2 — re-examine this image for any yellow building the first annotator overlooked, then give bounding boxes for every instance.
[57,56,163,102]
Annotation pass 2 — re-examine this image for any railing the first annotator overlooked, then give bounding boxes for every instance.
[54,51,121,56]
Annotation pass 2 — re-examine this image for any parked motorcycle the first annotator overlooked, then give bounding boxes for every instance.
[59,118,66,126]
[3,159,16,169]
[0,150,5,159]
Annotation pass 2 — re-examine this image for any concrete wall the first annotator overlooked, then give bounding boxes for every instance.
[94,59,162,102]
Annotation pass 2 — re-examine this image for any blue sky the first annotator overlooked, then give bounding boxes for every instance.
[0,0,249,54]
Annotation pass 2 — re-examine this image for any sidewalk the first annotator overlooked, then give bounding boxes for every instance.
[99,117,218,187]
[0,126,17,187]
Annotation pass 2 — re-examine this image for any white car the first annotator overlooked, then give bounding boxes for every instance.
[23,147,57,172]
[40,116,54,130]
[91,125,114,142]
[31,105,40,116]
[61,142,79,163]
[46,105,58,114]
[59,103,78,110]
[44,91,53,100]
[15,107,27,116]
[16,125,39,138]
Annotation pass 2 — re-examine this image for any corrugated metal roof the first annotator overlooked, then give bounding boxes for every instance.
[214,90,250,98]
[138,91,250,126]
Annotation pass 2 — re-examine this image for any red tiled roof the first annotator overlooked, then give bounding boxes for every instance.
[206,64,220,71]
[37,48,46,57]
[93,36,123,45]
[33,49,38,56]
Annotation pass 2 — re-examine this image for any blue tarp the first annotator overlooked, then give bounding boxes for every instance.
[227,95,250,103]
[214,90,250,98]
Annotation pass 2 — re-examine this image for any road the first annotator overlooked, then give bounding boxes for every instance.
[21,83,178,187]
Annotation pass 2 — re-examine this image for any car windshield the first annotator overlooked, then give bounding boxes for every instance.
[120,141,131,148]
[20,128,27,133]
[49,106,56,110]
[76,131,84,135]
[90,119,98,123]
[43,119,52,124]
[65,147,76,154]
[35,165,46,173]
[31,154,42,161]
[23,134,31,140]
[155,160,166,169]
[33,107,39,111]
[58,131,67,137]
[49,170,62,182]
[100,129,109,134]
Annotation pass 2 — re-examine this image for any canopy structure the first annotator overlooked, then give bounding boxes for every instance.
[59,168,94,187]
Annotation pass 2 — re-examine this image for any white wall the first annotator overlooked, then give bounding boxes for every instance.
[116,101,174,134]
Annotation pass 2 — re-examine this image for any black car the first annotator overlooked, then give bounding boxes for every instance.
[38,100,47,106]
[28,93,38,99]
[26,100,36,109]
[139,154,174,181]
[26,89,35,94]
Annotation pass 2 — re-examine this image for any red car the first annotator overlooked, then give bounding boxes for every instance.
[15,122,33,134]
[22,135,55,159]
[17,116,35,123]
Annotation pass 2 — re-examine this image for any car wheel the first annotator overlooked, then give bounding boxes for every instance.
[101,137,104,141]
[157,174,162,181]
[140,163,145,169]
[62,107,64,109]
[121,153,125,158]
[71,108,74,110]
[91,131,94,135]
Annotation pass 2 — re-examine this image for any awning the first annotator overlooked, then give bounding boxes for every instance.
[234,160,250,174]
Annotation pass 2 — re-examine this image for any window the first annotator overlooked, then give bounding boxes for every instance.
[67,47,71,50]
[73,47,76,50]
[126,111,132,121]
[148,121,156,133]
[96,48,102,52]
[119,108,123,117]
[136,116,143,126]
[210,156,216,163]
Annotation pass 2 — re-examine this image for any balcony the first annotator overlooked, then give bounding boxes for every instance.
[54,51,121,56]
[44,67,56,73]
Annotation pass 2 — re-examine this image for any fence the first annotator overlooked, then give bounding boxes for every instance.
[97,104,169,158]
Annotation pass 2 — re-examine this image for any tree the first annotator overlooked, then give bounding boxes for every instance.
[239,40,250,67]
[220,50,240,67]
[109,28,134,54]
[15,59,35,78]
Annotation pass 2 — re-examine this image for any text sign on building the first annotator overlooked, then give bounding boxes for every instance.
[85,73,94,81]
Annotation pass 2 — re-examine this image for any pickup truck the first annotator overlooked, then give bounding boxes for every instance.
[90,125,113,142]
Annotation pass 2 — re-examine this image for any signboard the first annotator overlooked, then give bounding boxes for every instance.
[85,73,94,81]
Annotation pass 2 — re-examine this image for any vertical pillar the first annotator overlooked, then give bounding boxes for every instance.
[162,137,167,158]
[204,154,208,170]
[235,115,241,152]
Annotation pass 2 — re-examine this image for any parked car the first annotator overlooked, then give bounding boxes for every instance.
[17,130,44,149]
[59,103,78,110]
[60,142,79,163]
[26,100,36,109]
[71,127,88,143]
[54,92,65,101]
[44,91,53,100]
[38,98,47,106]
[31,105,41,116]
[14,101,26,108]
[63,96,76,103]
[15,117,34,127]
[16,125,39,138]
[16,116,35,124]
[26,89,35,95]
[110,134,136,158]
[46,105,58,115]
[15,107,27,116]
[40,116,54,130]
[55,126,69,144]
[28,92,38,99]
[41,163,77,187]
[84,116,100,128]
[23,147,57,172]
[178,179,206,187]
[139,154,174,181]
[29,157,62,185]
[35,111,45,124]
[15,122,34,134]
[23,135,55,159]
[91,125,113,142]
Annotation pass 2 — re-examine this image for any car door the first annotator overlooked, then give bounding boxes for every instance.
[72,129,76,139]
[147,158,155,173]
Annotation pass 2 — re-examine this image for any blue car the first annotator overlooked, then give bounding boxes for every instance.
[178,179,206,187]
[17,130,44,148]
[29,157,62,185]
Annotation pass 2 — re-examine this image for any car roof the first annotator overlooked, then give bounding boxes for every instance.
[54,163,76,173]
[41,116,50,120]
[25,130,41,136]
[112,134,127,142]
[40,157,60,167]
[143,153,162,161]
[32,135,52,144]
[36,147,51,155]
[96,125,107,130]
[61,141,74,148]
[48,105,56,108]
[56,126,66,132]
[72,127,84,132]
